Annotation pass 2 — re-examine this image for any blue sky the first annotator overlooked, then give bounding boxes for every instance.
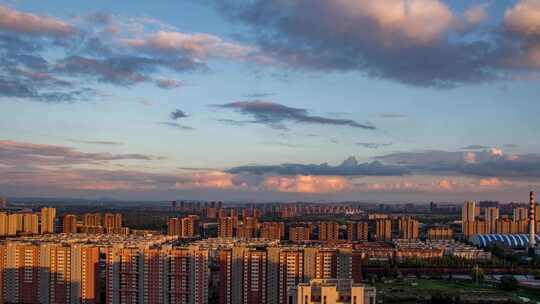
[1,0,540,202]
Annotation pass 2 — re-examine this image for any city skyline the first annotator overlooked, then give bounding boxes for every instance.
[1,0,540,202]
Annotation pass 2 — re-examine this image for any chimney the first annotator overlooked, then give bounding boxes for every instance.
[529,191,536,249]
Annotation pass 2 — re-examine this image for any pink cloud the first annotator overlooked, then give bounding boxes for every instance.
[124,31,258,61]
[329,0,455,46]
[479,177,502,187]
[0,5,75,36]
[263,175,351,193]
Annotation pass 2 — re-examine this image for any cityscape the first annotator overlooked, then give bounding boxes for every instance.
[1,0,540,303]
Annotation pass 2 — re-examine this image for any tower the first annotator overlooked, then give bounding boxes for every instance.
[529,191,536,252]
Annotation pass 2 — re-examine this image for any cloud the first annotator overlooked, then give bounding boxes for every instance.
[0,140,163,167]
[242,92,276,98]
[170,109,188,120]
[503,0,540,69]
[377,148,540,178]
[227,156,409,176]
[479,177,502,187]
[263,175,351,193]
[356,142,392,149]
[156,78,185,89]
[159,122,194,130]
[124,30,261,62]
[67,139,123,146]
[0,5,76,36]
[209,0,507,87]
[377,113,407,119]
[216,100,375,130]
[462,145,490,150]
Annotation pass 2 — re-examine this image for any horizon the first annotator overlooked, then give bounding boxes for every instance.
[1,0,540,202]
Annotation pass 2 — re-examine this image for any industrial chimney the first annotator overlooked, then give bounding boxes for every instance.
[529,191,536,252]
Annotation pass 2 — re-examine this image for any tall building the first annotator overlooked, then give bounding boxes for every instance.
[294,279,376,304]
[398,218,419,240]
[260,222,285,240]
[22,213,39,234]
[289,226,312,242]
[426,227,453,240]
[7,213,18,236]
[0,242,100,304]
[218,217,237,238]
[103,213,122,230]
[168,215,200,237]
[83,213,102,227]
[242,248,267,304]
[347,222,369,241]
[267,247,304,304]
[40,207,56,234]
[62,214,78,233]
[106,245,209,304]
[319,222,340,242]
[462,201,476,222]
[513,207,528,221]
[485,207,500,233]
[0,212,7,236]
[375,219,392,241]
[219,246,267,304]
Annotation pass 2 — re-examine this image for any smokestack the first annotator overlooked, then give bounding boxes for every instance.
[529,191,536,249]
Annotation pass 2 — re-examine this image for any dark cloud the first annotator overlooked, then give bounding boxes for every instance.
[55,56,155,85]
[159,122,194,131]
[242,92,275,98]
[377,149,540,178]
[207,0,539,88]
[216,100,375,130]
[356,142,392,149]
[0,140,163,167]
[217,119,249,126]
[462,145,490,150]
[227,156,408,176]
[67,139,122,146]
[378,113,407,119]
[170,109,188,120]
[156,78,185,89]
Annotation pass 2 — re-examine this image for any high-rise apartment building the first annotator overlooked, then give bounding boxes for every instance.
[485,207,500,233]
[62,214,78,233]
[513,207,528,222]
[22,213,39,234]
[426,227,453,240]
[0,212,7,236]
[260,222,285,240]
[104,213,122,230]
[289,226,312,242]
[40,207,56,234]
[83,213,102,227]
[398,218,419,240]
[319,222,340,242]
[218,216,238,238]
[375,219,392,241]
[219,246,268,304]
[0,242,100,304]
[168,215,200,237]
[347,222,369,241]
[106,245,209,304]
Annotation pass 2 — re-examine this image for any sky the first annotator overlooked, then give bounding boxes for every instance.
[1,0,540,203]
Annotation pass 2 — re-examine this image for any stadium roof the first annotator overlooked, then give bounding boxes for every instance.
[470,234,540,248]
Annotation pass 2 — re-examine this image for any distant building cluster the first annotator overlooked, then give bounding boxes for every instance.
[462,199,540,236]
[0,207,55,236]
[62,212,128,235]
